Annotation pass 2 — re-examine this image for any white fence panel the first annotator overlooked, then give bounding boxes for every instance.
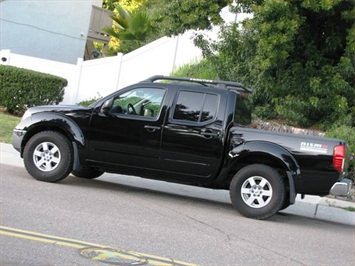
[116,34,202,89]
[1,31,205,105]
[172,31,203,70]
[117,37,177,89]
[76,54,122,103]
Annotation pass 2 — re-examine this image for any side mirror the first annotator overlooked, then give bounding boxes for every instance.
[101,99,112,115]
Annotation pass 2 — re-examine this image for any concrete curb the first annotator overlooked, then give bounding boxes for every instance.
[0,142,24,167]
[1,143,354,226]
[281,195,355,226]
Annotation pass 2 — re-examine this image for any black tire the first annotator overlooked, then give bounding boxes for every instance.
[71,169,104,179]
[23,131,73,182]
[279,193,291,211]
[229,164,286,219]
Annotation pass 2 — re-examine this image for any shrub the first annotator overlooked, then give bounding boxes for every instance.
[171,59,218,80]
[326,125,355,181]
[77,93,102,107]
[0,65,67,115]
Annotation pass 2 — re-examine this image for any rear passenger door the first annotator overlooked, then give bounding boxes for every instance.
[161,89,226,179]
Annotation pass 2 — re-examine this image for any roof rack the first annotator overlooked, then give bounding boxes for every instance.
[142,75,252,93]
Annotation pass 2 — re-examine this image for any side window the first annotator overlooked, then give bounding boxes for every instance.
[111,88,165,118]
[201,94,218,122]
[234,93,251,126]
[172,91,219,123]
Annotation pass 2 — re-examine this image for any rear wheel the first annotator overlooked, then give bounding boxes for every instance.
[23,131,73,182]
[229,164,286,219]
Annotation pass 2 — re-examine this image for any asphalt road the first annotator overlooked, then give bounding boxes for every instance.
[1,149,355,265]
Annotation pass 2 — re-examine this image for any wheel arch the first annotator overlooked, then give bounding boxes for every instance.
[20,113,85,157]
[228,141,300,176]
[227,141,300,205]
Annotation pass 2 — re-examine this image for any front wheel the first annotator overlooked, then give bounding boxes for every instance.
[229,164,286,219]
[23,131,73,182]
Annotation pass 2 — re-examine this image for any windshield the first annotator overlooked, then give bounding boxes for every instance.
[234,92,251,126]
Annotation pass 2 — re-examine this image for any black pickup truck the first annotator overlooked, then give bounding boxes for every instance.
[12,76,352,219]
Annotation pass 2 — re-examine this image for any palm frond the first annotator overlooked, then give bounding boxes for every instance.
[114,3,131,21]
[129,11,151,34]
[110,14,128,30]
[118,32,141,41]
[102,26,120,39]
[102,5,156,53]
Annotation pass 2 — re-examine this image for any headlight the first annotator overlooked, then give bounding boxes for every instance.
[21,110,32,121]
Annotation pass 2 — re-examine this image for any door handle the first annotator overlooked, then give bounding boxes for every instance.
[144,125,161,132]
[200,129,220,138]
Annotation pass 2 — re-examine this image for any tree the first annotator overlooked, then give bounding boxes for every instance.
[103,0,146,12]
[156,0,232,36]
[103,4,157,54]
[196,0,355,129]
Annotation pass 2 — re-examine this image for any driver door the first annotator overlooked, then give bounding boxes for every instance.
[88,87,166,171]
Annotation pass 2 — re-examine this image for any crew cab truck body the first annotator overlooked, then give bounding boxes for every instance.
[12,76,352,219]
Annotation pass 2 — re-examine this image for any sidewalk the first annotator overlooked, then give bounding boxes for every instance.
[281,194,355,226]
[1,143,354,226]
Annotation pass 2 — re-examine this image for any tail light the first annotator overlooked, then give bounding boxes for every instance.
[333,145,346,173]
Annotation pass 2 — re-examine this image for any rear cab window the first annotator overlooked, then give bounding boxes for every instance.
[233,92,251,126]
[172,91,219,123]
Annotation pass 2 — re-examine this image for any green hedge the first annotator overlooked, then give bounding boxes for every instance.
[0,65,67,115]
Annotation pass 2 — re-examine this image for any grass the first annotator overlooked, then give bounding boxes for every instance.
[0,110,21,143]
[342,206,355,212]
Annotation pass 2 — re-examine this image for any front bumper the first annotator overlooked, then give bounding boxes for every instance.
[12,129,26,154]
[330,178,353,197]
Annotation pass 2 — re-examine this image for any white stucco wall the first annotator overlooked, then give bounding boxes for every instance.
[0,0,102,64]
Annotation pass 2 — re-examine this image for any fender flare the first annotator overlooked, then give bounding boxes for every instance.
[17,112,86,162]
[228,141,300,205]
[19,112,86,172]
[22,112,85,146]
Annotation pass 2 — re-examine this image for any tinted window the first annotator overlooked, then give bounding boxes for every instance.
[173,91,218,123]
[201,94,218,122]
[234,93,251,126]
